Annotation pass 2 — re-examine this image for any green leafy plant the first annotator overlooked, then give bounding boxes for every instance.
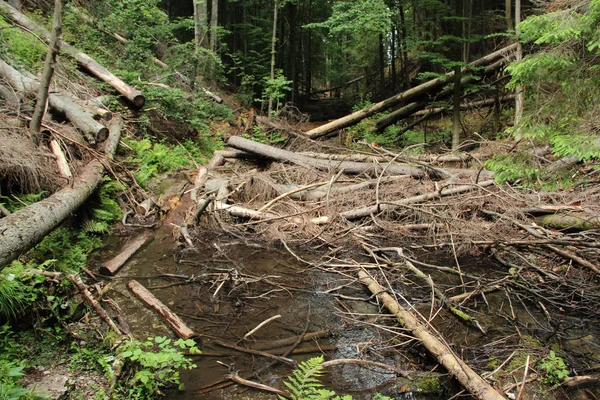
[486,153,540,185]
[539,350,569,386]
[243,125,286,145]
[108,336,200,399]
[123,137,207,188]
[280,356,351,400]
[0,15,46,71]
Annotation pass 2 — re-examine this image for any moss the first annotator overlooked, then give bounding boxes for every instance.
[414,376,443,394]
[487,356,500,370]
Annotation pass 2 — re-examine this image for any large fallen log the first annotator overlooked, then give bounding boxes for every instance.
[0,1,145,107]
[0,59,108,143]
[358,270,505,400]
[0,117,122,267]
[337,180,496,221]
[127,280,198,340]
[228,136,426,178]
[305,43,518,139]
[376,59,508,131]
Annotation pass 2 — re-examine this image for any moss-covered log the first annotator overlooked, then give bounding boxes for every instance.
[535,213,600,231]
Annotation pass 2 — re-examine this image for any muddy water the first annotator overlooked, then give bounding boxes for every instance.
[101,230,451,399]
[100,230,600,400]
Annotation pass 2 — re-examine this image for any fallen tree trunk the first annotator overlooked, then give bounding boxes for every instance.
[306,44,518,139]
[99,231,153,276]
[0,60,108,143]
[0,117,122,267]
[228,136,426,178]
[535,213,600,231]
[127,280,198,339]
[49,139,72,178]
[0,1,145,107]
[376,59,508,131]
[358,270,505,400]
[338,180,495,221]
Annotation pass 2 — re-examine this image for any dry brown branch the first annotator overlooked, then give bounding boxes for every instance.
[358,269,505,400]
[99,231,153,276]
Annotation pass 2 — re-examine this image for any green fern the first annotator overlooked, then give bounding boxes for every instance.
[279,356,353,400]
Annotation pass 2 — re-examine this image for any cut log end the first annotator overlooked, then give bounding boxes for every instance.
[97,127,109,142]
[132,94,146,109]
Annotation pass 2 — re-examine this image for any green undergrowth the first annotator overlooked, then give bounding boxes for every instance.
[0,14,45,72]
[122,137,218,188]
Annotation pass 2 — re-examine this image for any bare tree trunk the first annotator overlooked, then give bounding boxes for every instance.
[452,66,462,151]
[210,0,218,52]
[514,0,523,139]
[0,1,145,108]
[30,0,63,146]
[0,117,122,268]
[194,0,208,50]
[506,0,513,30]
[268,0,279,118]
[305,44,518,139]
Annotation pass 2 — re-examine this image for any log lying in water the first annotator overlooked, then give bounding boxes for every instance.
[228,136,426,178]
[127,280,198,340]
[0,117,122,267]
[358,270,506,400]
[0,1,145,107]
[0,60,109,143]
[99,231,154,276]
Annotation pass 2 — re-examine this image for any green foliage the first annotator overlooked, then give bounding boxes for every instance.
[280,356,352,400]
[0,192,48,214]
[539,350,569,386]
[0,263,39,320]
[108,336,200,399]
[259,69,293,115]
[0,15,45,71]
[306,0,391,37]
[123,137,209,188]
[486,153,539,185]
[243,125,286,145]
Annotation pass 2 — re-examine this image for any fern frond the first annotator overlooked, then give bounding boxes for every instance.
[279,356,330,400]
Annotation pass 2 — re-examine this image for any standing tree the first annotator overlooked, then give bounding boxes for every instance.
[210,0,218,52]
[30,0,64,146]
[268,0,280,117]
[194,0,208,50]
[513,0,523,139]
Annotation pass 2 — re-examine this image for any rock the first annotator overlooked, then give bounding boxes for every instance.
[28,373,69,399]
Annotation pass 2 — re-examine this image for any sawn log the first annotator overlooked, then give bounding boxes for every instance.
[0,1,145,107]
[127,280,198,340]
[228,136,426,178]
[0,59,108,143]
[0,117,122,267]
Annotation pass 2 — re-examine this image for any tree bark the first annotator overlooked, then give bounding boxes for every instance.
[210,0,218,52]
[267,0,279,117]
[228,135,426,178]
[30,0,63,146]
[452,65,462,151]
[0,60,109,143]
[127,280,198,339]
[0,1,145,108]
[513,0,523,139]
[49,139,72,178]
[194,0,208,50]
[535,213,600,232]
[305,43,518,139]
[0,117,122,268]
[358,270,505,400]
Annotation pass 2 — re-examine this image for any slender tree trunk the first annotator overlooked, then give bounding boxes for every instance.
[514,0,523,139]
[391,26,397,93]
[379,33,385,98]
[506,0,513,30]
[267,0,279,117]
[30,0,63,146]
[399,4,410,89]
[194,0,208,50]
[452,66,462,151]
[210,0,218,52]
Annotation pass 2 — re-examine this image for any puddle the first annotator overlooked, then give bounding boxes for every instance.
[97,230,600,399]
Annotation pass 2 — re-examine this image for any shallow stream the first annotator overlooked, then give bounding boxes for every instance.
[98,228,600,400]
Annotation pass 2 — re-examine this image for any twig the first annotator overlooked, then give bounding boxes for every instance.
[242,314,281,340]
[213,340,297,366]
[224,372,291,398]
